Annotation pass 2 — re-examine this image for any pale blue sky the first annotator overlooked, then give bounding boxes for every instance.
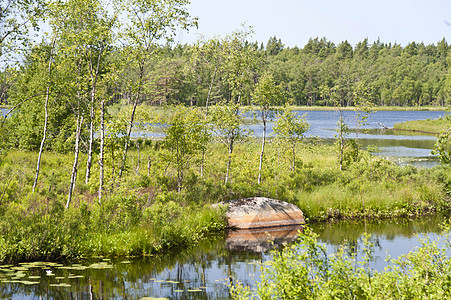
[176,0,451,47]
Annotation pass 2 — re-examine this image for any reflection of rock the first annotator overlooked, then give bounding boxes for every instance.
[226,225,303,252]
[218,197,305,229]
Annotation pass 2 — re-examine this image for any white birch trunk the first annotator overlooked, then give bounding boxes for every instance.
[33,36,56,192]
[66,115,84,209]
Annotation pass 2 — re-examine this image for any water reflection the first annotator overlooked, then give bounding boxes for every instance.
[226,226,303,252]
[310,214,447,271]
[2,216,449,299]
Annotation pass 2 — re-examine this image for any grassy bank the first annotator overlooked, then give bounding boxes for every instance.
[0,139,450,263]
[393,114,451,134]
[288,105,449,111]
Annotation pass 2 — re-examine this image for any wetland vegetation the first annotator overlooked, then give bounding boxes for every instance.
[1,0,451,298]
[0,132,450,263]
[394,113,451,133]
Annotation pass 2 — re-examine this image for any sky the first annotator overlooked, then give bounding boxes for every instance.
[176,0,451,48]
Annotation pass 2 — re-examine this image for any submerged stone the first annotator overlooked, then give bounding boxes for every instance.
[217,197,305,229]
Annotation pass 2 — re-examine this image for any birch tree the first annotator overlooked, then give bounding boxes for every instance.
[273,108,310,171]
[252,72,285,184]
[48,0,116,208]
[32,36,57,192]
[210,102,250,184]
[118,0,197,178]
[0,0,44,64]
[161,106,208,191]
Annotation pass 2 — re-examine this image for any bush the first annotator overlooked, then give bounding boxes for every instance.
[232,225,451,299]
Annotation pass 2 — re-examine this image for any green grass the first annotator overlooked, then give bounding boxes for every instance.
[393,115,451,134]
[0,137,450,262]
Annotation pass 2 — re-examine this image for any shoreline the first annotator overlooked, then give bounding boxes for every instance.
[393,115,450,134]
[282,105,448,112]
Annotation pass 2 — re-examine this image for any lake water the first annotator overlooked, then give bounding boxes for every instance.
[1,216,447,299]
[248,110,447,167]
[2,108,446,166]
[136,110,446,167]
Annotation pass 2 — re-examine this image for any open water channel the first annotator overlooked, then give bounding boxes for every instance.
[0,108,449,299]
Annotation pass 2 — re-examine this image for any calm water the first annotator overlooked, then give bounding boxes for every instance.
[1,216,447,299]
[138,110,446,167]
[2,108,446,165]
[248,110,447,167]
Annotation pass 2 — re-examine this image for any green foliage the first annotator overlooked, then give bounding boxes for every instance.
[0,116,450,262]
[233,224,451,299]
[0,0,45,64]
[252,72,286,111]
[273,108,310,170]
[432,126,451,164]
[161,106,210,190]
[210,102,251,183]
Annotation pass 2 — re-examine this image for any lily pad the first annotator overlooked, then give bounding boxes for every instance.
[21,281,40,285]
[11,267,29,271]
[166,280,179,284]
[49,283,71,287]
[0,265,13,268]
[88,263,113,269]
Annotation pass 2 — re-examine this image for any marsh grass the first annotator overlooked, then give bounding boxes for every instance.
[393,114,451,134]
[0,136,450,262]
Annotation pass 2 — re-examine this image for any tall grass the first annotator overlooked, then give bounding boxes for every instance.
[393,114,450,134]
[0,136,449,262]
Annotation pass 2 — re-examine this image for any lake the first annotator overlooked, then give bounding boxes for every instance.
[133,110,446,167]
[2,108,446,166]
[0,216,447,299]
[247,110,447,167]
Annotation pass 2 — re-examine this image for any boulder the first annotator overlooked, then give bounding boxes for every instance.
[217,197,305,229]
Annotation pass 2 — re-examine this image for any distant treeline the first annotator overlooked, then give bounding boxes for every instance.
[2,36,451,109]
[112,36,451,108]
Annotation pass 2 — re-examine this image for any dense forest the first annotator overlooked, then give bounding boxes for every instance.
[121,35,451,108]
[3,35,451,109]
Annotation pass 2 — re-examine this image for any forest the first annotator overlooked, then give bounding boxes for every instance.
[2,29,451,111]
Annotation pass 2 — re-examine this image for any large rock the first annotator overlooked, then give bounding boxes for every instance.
[218,197,305,229]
